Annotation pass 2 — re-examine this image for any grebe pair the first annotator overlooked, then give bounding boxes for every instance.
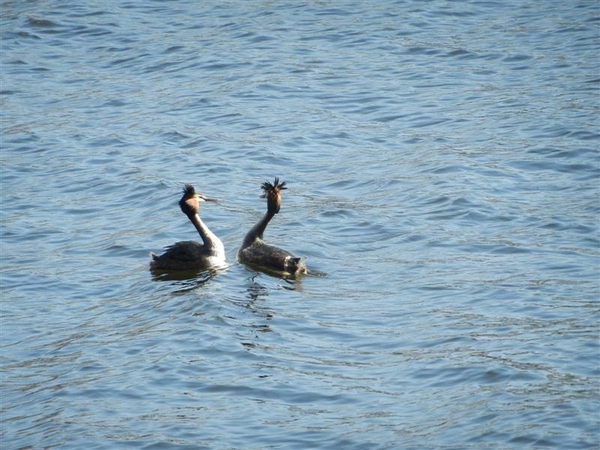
[150,178,306,276]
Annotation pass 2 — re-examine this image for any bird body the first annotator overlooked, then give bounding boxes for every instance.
[150,184,225,271]
[238,178,306,276]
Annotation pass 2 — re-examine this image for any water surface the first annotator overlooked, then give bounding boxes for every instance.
[2,1,599,448]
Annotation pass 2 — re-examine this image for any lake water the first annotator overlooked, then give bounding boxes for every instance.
[2,1,599,448]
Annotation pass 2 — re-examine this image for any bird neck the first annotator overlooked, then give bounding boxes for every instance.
[190,213,224,254]
[242,210,275,248]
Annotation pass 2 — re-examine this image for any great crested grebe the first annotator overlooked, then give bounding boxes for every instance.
[150,184,225,271]
[238,178,307,276]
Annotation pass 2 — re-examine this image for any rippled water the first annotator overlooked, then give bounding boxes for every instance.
[2,1,599,448]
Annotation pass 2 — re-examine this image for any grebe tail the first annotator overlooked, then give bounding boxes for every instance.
[150,184,225,271]
[238,178,307,276]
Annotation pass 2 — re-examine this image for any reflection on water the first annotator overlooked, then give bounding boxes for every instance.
[2,0,599,449]
[151,265,227,285]
[238,260,309,281]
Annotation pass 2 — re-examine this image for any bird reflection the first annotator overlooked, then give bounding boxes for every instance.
[151,266,226,293]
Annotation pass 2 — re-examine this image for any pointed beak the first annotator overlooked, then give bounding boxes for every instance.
[197,194,218,203]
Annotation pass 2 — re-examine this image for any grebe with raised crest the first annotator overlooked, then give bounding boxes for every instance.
[238,178,307,276]
[150,184,225,271]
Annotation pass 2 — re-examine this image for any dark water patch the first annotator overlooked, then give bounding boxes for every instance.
[491,245,531,255]
[26,17,58,28]
[108,55,141,67]
[502,54,533,63]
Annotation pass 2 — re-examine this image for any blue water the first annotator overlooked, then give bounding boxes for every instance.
[2,1,599,448]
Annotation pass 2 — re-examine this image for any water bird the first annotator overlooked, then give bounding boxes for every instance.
[150,184,225,271]
[238,178,307,276]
